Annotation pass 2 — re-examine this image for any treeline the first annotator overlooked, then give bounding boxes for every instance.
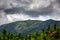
[0,23,60,40]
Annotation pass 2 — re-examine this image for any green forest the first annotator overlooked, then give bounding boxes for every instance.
[0,23,60,40]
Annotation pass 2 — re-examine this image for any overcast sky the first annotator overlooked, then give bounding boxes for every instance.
[0,0,60,25]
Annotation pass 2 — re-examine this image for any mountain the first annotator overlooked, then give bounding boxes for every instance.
[0,19,60,36]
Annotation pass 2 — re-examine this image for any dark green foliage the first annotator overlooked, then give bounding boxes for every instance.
[18,33,21,38]
[42,29,45,34]
[0,23,60,40]
[43,36,46,40]
[48,25,50,31]
[54,23,57,31]
[2,29,7,35]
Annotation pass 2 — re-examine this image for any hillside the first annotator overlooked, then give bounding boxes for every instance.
[0,20,60,35]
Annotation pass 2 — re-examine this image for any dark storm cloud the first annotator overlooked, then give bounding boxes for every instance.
[4,4,53,17]
[0,0,53,17]
[56,0,60,3]
[0,0,60,17]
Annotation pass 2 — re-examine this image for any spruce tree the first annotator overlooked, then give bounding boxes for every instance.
[2,29,7,35]
[43,36,46,40]
[54,23,57,31]
[42,29,45,34]
[48,25,50,32]
[2,29,7,40]
[18,33,21,38]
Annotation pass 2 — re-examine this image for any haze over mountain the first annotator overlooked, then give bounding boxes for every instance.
[0,0,60,25]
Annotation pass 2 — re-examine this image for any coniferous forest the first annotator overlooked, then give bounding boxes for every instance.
[0,23,60,40]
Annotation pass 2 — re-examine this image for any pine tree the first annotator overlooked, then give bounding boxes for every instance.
[2,29,7,35]
[28,34,31,40]
[56,28,60,39]
[2,29,7,40]
[25,34,28,40]
[48,25,50,32]
[0,37,2,40]
[54,23,57,31]
[33,32,38,40]
[47,25,51,35]
[43,36,46,40]
[7,33,11,40]
[18,33,21,38]
[42,29,45,34]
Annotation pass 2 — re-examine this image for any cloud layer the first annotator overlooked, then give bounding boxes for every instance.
[0,0,60,25]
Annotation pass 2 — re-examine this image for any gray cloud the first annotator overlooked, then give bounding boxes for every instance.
[56,0,60,3]
[0,0,57,16]
[0,0,60,25]
[4,5,53,17]
[3,0,53,17]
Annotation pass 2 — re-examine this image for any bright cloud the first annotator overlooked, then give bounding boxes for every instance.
[6,14,30,21]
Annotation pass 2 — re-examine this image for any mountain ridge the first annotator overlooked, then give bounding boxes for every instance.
[0,19,60,35]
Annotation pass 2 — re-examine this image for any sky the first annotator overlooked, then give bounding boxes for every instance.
[0,0,60,25]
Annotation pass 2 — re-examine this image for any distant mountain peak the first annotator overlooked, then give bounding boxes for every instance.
[46,19,55,21]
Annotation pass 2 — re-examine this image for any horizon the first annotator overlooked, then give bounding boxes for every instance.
[0,19,59,25]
